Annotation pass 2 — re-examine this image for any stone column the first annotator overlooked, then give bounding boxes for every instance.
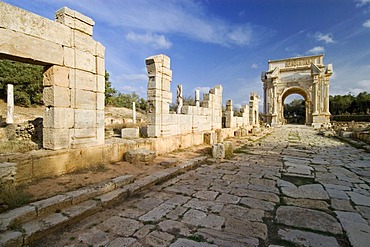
[195,89,200,107]
[6,84,14,124]
[225,99,233,128]
[132,101,136,124]
[272,82,277,115]
[176,84,183,114]
[324,79,330,114]
[312,78,318,115]
[263,84,267,115]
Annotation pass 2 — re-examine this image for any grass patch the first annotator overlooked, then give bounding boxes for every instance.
[0,183,31,209]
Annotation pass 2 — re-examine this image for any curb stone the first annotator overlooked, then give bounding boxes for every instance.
[0,156,207,246]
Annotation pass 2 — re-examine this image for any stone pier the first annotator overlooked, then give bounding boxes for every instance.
[6,84,14,124]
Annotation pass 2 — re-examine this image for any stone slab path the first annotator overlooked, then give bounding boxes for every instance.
[33,125,370,247]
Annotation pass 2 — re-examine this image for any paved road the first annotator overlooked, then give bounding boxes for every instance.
[35,125,370,247]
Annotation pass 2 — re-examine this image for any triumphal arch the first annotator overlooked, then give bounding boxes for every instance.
[261,55,333,128]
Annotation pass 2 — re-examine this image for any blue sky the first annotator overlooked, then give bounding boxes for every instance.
[3,0,370,107]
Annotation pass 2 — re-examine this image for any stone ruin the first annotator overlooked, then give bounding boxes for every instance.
[0,3,261,183]
[0,2,105,150]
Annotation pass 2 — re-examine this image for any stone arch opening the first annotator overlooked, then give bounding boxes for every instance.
[281,87,309,125]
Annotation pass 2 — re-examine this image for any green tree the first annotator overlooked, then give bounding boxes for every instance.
[104,70,117,106]
[284,99,305,124]
[0,60,43,106]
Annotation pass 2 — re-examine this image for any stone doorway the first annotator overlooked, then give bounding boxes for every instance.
[283,92,307,125]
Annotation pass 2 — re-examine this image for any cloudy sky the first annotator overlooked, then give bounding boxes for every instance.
[3,0,370,107]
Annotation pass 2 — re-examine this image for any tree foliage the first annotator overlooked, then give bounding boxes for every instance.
[330,92,370,115]
[284,99,305,124]
[0,60,43,107]
[104,71,147,111]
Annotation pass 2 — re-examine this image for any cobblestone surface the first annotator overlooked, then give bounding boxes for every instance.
[34,125,370,246]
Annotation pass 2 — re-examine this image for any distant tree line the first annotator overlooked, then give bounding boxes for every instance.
[329,92,370,115]
[0,60,43,107]
[284,99,305,124]
[104,71,147,111]
[0,59,147,111]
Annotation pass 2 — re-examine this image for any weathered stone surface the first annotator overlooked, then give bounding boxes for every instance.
[231,188,279,203]
[280,181,329,200]
[78,227,109,247]
[220,204,264,222]
[139,203,175,222]
[347,192,370,206]
[239,197,276,211]
[225,218,267,240]
[331,199,354,211]
[170,238,217,247]
[216,193,241,204]
[212,143,225,159]
[133,224,155,239]
[182,209,225,230]
[184,198,223,213]
[276,206,342,234]
[336,211,370,247]
[166,206,188,220]
[102,216,143,237]
[121,128,140,139]
[125,149,156,163]
[283,197,329,210]
[197,228,259,247]
[193,191,219,200]
[0,162,16,184]
[278,228,339,247]
[158,220,192,236]
[108,237,137,247]
[144,231,175,247]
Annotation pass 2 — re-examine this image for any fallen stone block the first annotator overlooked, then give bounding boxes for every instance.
[0,162,16,184]
[121,127,139,139]
[125,149,156,163]
[212,143,225,159]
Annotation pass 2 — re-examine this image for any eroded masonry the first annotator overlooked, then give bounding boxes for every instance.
[0,2,105,150]
[0,3,260,183]
[261,55,333,127]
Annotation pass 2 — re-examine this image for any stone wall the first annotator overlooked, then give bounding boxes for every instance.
[145,54,223,138]
[223,100,250,130]
[0,2,105,150]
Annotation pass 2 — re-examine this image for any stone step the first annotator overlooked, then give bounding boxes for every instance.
[0,156,206,246]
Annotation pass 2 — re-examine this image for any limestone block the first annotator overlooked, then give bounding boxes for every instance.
[148,125,161,138]
[73,69,97,91]
[0,162,16,183]
[55,7,94,36]
[72,128,96,139]
[125,149,156,163]
[63,46,75,68]
[96,56,105,76]
[43,65,70,88]
[44,107,74,129]
[0,28,63,65]
[97,127,105,145]
[74,109,96,129]
[75,49,96,73]
[212,143,225,159]
[148,77,162,89]
[95,42,105,58]
[0,2,71,46]
[43,128,70,150]
[75,89,96,110]
[96,110,105,128]
[204,132,215,145]
[121,128,140,139]
[96,75,105,93]
[13,155,33,183]
[73,30,95,54]
[43,86,71,107]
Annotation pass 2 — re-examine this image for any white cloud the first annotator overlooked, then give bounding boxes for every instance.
[363,20,370,28]
[251,63,259,69]
[126,32,172,49]
[356,0,370,7]
[315,32,334,43]
[306,46,325,54]
[194,86,211,94]
[48,0,255,47]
